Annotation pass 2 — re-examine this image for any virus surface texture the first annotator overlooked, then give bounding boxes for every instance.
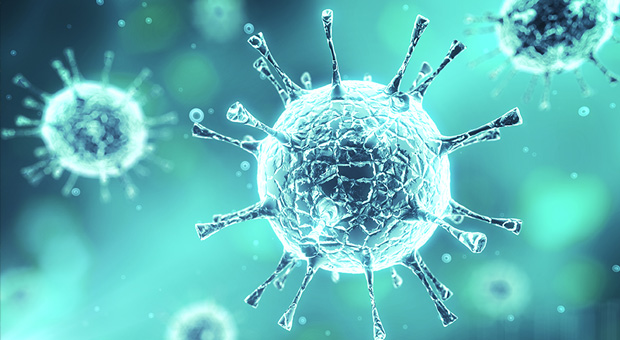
[1,49,177,201]
[193,9,523,340]
[466,0,619,109]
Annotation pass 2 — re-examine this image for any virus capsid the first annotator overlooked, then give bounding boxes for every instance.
[465,0,619,110]
[1,49,177,201]
[193,9,523,340]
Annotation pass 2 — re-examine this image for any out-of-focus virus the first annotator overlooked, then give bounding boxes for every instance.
[167,301,236,340]
[1,49,177,201]
[467,261,531,319]
[192,0,245,43]
[192,9,522,340]
[465,0,619,110]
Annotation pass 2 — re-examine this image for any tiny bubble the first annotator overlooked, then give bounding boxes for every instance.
[570,172,578,179]
[10,50,17,56]
[118,19,126,28]
[94,306,100,312]
[253,239,259,246]
[462,254,467,259]
[298,316,307,325]
[71,188,81,196]
[244,23,255,34]
[240,161,250,171]
[120,274,126,280]
[96,0,104,5]
[494,250,500,256]
[183,133,189,139]
[552,90,558,95]
[241,265,247,271]
[578,106,590,117]
[178,87,184,93]
[522,146,529,153]
[235,170,242,177]
[189,108,205,123]
[6,94,12,100]
[612,264,620,272]
[402,324,409,330]
[145,17,152,24]
[357,316,362,321]
[531,152,537,157]
[403,4,409,10]
[190,43,197,49]
[148,312,154,319]
[441,253,452,263]
[557,305,565,313]
[142,1,147,7]
[246,183,253,189]
[136,204,143,211]
[507,314,515,322]
[325,330,331,336]
[252,255,258,261]
[610,102,616,109]
[67,24,72,29]
[207,108,215,115]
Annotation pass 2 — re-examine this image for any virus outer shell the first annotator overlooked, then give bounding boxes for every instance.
[1,49,177,201]
[466,0,619,109]
[193,9,523,340]
[167,302,236,340]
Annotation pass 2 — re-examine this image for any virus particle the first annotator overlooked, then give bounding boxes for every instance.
[192,0,245,43]
[465,0,619,110]
[192,9,522,340]
[1,49,177,201]
[167,301,236,340]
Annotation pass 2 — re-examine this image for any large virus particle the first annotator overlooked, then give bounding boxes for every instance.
[465,0,619,109]
[193,9,523,340]
[167,301,236,340]
[1,49,177,201]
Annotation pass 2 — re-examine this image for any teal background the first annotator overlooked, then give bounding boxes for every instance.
[1,0,619,339]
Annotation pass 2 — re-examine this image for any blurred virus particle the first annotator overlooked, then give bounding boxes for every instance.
[1,49,177,201]
[167,301,236,340]
[467,261,531,319]
[465,0,619,110]
[192,9,522,340]
[192,0,245,43]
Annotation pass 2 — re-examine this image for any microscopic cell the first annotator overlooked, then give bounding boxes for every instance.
[466,0,619,109]
[1,49,177,201]
[193,9,522,340]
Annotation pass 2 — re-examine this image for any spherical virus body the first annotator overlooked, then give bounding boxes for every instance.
[466,0,619,109]
[193,10,523,340]
[2,49,177,201]
[167,301,236,340]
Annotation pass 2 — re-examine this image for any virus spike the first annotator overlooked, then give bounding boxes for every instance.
[331,271,340,283]
[414,252,452,300]
[362,252,386,340]
[61,172,79,197]
[196,199,276,241]
[439,107,522,154]
[102,50,114,86]
[410,62,433,90]
[247,32,304,100]
[391,267,403,288]
[245,251,295,308]
[322,9,345,100]
[63,48,81,83]
[99,174,111,202]
[0,127,39,139]
[463,25,497,35]
[274,259,297,290]
[300,72,312,90]
[145,152,174,172]
[278,257,321,331]
[12,74,49,100]
[415,210,487,253]
[574,68,592,97]
[20,160,49,185]
[540,72,551,111]
[386,15,429,94]
[51,59,73,87]
[121,173,138,199]
[522,74,539,103]
[589,53,618,84]
[412,40,466,97]
[463,13,499,24]
[226,102,299,149]
[146,111,178,127]
[449,200,521,235]
[126,68,152,99]
[467,48,501,68]
[401,251,457,326]
[15,114,40,127]
[22,97,44,111]
[489,59,511,80]
[492,68,517,96]
[192,123,259,157]
[253,57,290,106]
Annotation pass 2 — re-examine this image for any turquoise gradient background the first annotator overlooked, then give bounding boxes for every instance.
[1,0,619,339]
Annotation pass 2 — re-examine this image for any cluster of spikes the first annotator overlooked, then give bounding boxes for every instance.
[464,12,619,110]
[193,10,523,339]
[1,48,177,201]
